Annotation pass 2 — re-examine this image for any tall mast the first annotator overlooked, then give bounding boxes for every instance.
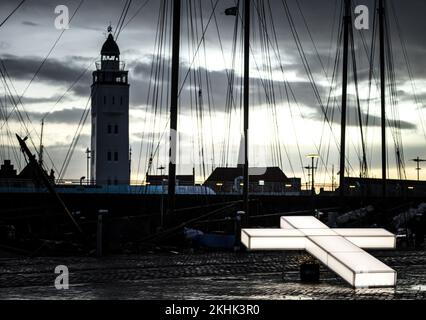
[168,0,181,217]
[339,0,351,198]
[243,0,250,220]
[379,0,387,197]
[39,119,44,166]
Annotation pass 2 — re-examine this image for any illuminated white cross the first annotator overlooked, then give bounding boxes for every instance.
[241,216,397,288]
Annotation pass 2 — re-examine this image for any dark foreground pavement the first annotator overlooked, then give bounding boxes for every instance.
[0,250,425,300]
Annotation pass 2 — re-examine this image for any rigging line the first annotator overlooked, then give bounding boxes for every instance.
[186,0,197,177]
[366,0,379,171]
[198,1,215,175]
[317,4,343,175]
[383,6,402,165]
[0,1,85,173]
[350,20,368,177]
[114,0,130,37]
[264,0,307,182]
[364,0,378,150]
[139,0,172,183]
[281,3,353,180]
[326,0,340,74]
[257,1,290,174]
[136,1,164,181]
[0,0,26,29]
[193,1,208,181]
[389,0,426,143]
[385,8,406,180]
[224,5,241,167]
[210,0,239,116]
[2,0,85,127]
[114,0,131,37]
[121,0,151,31]
[41,56,98,122]
[281,0,325,116]
[280,0,352,172]
[116,0,133,40]
[264,0,354,177]
[294,0,330,82]
[0,94,21,167]
[257,0,342,172]
[58,91,93,179]
[199,0,216,175]
[0,62,58,171]
[262,0,337,180]
[320,33,341,183]
[178,0,220,98]
[292,0,345,181]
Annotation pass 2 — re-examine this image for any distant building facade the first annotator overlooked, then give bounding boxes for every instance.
[203,166,301,194]
[146,174,195,186]
[0,160,55,187]
[91,30,130,186]
[341,177,426,197]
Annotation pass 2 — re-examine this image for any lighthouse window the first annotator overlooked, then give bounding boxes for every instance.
[114,152,119,162]
[116,77,121,83]
[107,151,112,162]
[114,125,119,134]
[112,96,115,105]
[104,96,107,105]
[107,124,112,134]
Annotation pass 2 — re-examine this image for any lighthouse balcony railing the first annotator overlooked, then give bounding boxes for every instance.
[95,61,126,71]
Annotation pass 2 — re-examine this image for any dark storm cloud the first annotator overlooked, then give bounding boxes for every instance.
[308,102,417,130]
[0,54,93,98]
[27,108,86,124]
[8,95,67,105]
[1,54,86,84]
[127,54,324,111]
[22,21,39,26]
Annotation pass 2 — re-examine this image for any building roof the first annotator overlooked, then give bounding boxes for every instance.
[146,175,195,185]
[101,33,120,56]
[0,160,17,179]
[205,167,288,183]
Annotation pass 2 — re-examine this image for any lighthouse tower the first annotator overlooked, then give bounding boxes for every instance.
[91,28,130,186]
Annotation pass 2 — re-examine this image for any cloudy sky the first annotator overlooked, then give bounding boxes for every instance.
[0,0,425,186]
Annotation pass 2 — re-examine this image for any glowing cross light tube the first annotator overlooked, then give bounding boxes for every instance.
[241,216,397,288]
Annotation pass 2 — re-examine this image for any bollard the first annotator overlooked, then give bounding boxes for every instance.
[234,211,245,252]
[96,214,103,257]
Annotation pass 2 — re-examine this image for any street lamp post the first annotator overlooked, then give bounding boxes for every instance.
[305,154,319,197]
[86,148,91,185]
[412,157,426,181]
[158,165,166,229]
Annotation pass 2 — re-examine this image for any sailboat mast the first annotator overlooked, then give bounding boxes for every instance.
[339,0,351,198]
[243,0,250,219]
[379,0,387,197]
[39,119,44,166]
[168,0,181,217]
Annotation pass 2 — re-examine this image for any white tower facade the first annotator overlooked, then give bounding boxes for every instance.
[91,31,130,185]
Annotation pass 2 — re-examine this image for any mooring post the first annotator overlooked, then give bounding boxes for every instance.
[96,210,108,257]
[234,211,245,252]
[96,214,102,257]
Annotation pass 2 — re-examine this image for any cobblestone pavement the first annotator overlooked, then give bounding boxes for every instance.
[0,250,425,300]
